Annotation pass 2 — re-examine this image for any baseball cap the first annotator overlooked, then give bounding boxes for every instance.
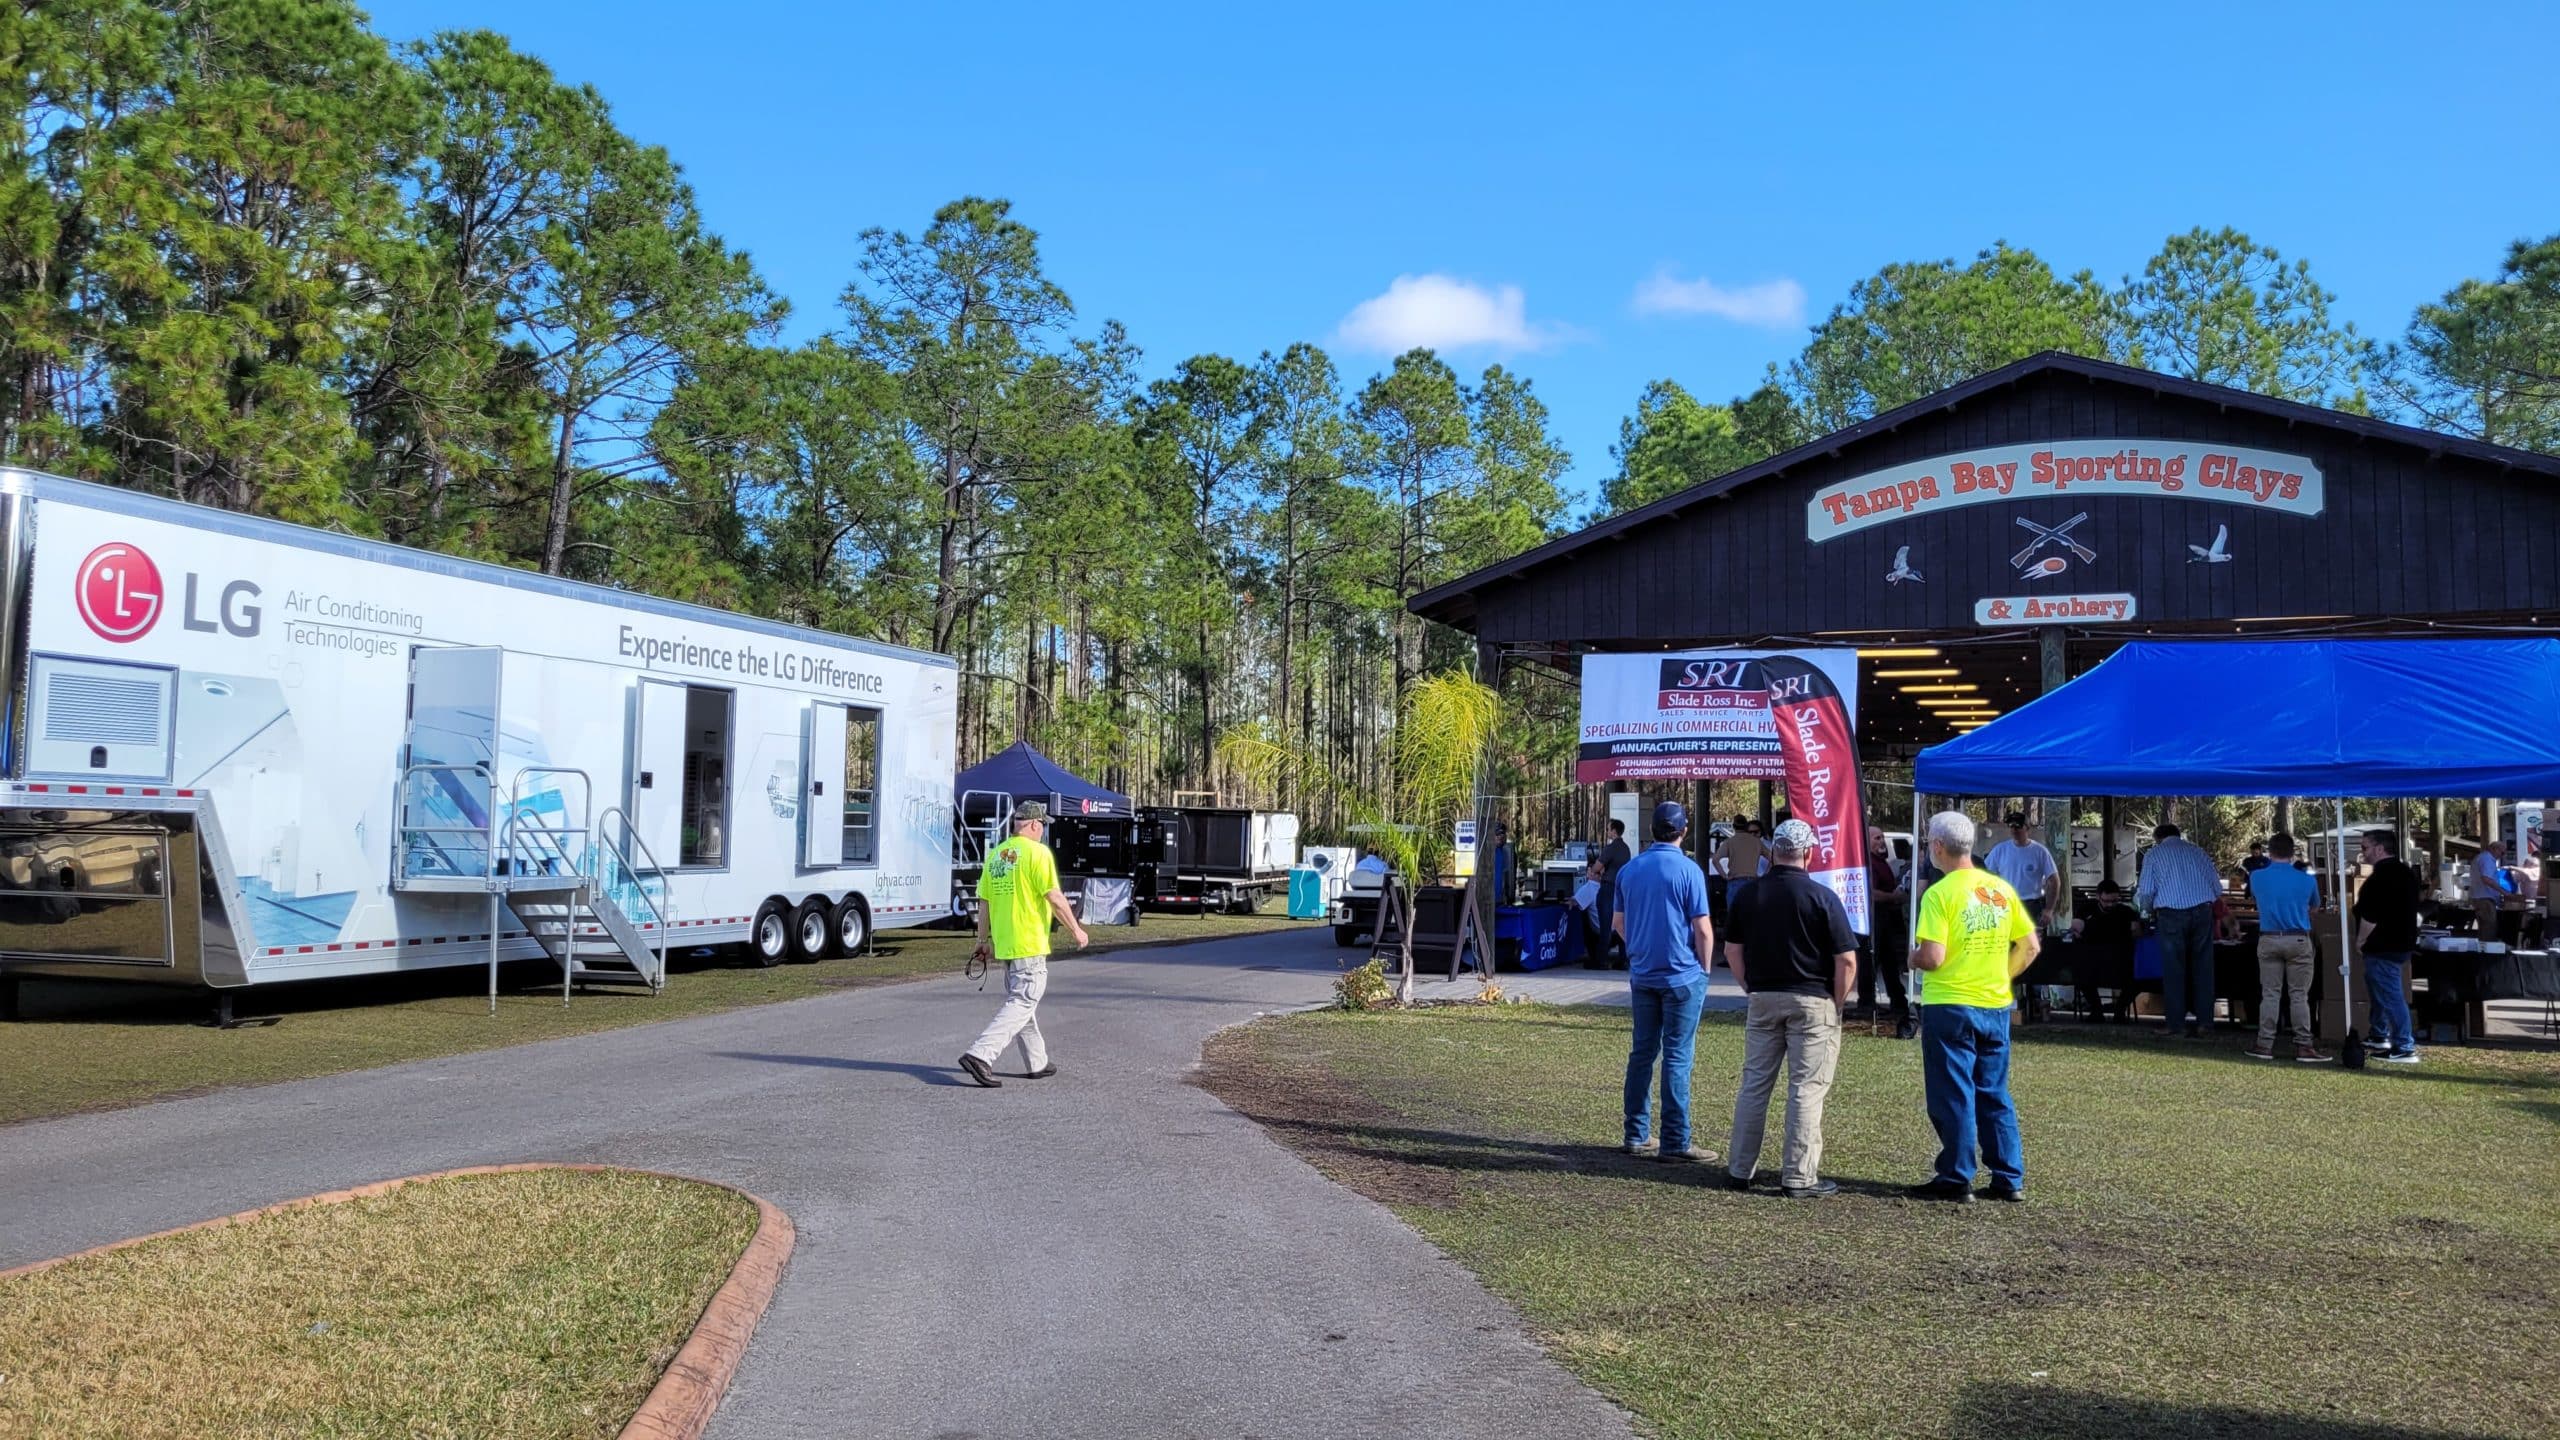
[1011,800,1050,823]
[1772,818,1818,852]
[1651,801,1688,832]
[2004,810,2028,827]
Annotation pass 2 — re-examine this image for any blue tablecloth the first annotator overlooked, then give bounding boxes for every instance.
[1495,904,1581,971]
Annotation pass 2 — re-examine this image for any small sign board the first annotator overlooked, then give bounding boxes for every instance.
[1974,592,2138,625]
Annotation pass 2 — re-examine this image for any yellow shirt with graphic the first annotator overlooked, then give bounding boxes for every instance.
[979,834,1060,961]
[1914,867,2034,1009]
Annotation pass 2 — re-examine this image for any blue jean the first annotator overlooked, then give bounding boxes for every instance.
[1625,979,1708,1148]
[2364,952,2415,1053]
[2154,903,2217,1031]
[1920,1003,2024,1189]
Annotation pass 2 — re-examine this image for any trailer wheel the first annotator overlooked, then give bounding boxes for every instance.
[790,898,832,961]
[1332,923,1357,947]
[832,896,870,956]
[748,900,791,967]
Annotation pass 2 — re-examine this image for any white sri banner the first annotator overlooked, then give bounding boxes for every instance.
[1577,648,1860,784]
[1805,438,2324,541]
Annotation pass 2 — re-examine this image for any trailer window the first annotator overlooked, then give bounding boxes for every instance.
[681,687,732,867]
[842,706,881,866]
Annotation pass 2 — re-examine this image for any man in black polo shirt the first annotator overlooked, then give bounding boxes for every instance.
[1722,819,1859,1198]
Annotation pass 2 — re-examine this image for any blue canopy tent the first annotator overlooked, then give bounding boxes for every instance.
[1913,638,2560,1040]
[954,741,1130,818]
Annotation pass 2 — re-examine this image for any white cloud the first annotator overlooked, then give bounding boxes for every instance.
[1334,274,1560,353]
[1632,268,1808,329]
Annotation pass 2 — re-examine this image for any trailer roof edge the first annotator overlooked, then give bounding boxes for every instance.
[0,468,957,671]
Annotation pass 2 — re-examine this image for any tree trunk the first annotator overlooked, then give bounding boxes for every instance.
[541,402,577,575]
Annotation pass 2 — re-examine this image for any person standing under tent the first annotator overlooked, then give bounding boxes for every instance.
[2355,829,2423,1063]
[2243,840,2272,873]
[959,801,1088,1088]
[2247,835,2329,1063]
[1614,802,1719,1165]
[1573,858,1622,970]
[1489,822,1514,906]
[1857,826,1911,1027]
[2136,822,2224,1039]
[2070,879,2142,1021]
[1718,820,1767,911]
[1908,810,2039,1203]
[1986,810,2062,927]
[1722,819,1858,1199]
[1596,819,1633,953]
[2473,840,2525,942]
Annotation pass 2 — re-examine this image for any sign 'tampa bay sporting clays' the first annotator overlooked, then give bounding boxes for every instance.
[1805,439,2323,541]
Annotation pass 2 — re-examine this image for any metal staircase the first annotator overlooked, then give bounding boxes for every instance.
[395,763,671,1008]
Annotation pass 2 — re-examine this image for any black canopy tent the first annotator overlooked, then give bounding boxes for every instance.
[1911,638,2560,1032]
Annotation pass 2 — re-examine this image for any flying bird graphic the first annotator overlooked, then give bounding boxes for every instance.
[2188,524,2232,564]
[1886,546,1923,584]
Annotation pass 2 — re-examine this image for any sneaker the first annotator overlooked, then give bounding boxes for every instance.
[1905,1179,1974,1203]
[1622,1138,1659,1158]
[1981,1183,2027,1203]
[957,1054,1003,1088]
[1656,1145,1719,1165]
[2295,1049,2332,1064]
[1719,1171,1756,1193]
[1022,1063,1058,1079]
[2382,1049,2422,1065]
[1781,1179,1840,1199]
[2247,1045,2276,1060]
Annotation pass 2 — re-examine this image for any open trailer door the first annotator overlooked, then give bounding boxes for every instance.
[628,677,686,869]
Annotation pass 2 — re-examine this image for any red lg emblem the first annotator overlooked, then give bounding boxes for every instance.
[75,543,163,643]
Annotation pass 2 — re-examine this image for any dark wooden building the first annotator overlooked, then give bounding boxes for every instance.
[1412,352,2560,755]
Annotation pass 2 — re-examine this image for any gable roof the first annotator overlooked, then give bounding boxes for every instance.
[1410,351,2560,627]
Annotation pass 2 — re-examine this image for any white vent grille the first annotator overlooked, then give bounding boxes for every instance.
[44,673,166,746]
[27,657,175,781]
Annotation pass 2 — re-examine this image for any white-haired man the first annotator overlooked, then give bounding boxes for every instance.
[960,801,1088,1087]
[1908,810,2039,1203]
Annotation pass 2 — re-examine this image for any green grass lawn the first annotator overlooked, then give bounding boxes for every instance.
[1200,1007,2560,1440]
[1,908,1309,1126]
[0,1168,758,1439]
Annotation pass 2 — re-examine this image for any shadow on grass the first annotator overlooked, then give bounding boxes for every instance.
[1245,1113,1923,1193]
[708,1051,968,1086]
[1954,1382,2502,1440]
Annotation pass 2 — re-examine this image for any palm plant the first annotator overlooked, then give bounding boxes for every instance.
[1221,668,1501,1004]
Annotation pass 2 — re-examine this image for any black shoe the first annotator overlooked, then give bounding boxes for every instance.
[1906,1180,1974,1203]
[958,1054,1002,1088]
[1982,1183,2027,1203]
[1781,1179,1840,1199]
[1022,1063,1058,1079]
[1719,1172,1756,1192]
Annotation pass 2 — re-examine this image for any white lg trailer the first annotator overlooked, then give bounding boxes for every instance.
[0,469,956,1019]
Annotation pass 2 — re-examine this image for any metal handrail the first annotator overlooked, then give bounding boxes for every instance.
[499,766,593,882]
[596,804,672,985]
[397,761,499,880]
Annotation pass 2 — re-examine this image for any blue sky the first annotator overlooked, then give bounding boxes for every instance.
[365,0,2558,507]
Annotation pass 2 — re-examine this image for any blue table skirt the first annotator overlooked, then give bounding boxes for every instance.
[1495,904,1582,971]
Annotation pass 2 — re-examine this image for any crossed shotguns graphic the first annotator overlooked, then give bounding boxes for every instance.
[2011,512,2095,571]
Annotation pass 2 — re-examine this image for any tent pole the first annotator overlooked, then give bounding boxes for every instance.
[2335,797,2352,1043]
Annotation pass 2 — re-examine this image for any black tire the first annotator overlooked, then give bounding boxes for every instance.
[790,897,832,962]
[831,895,870,957]
[1333,923,1357,947]
[748,899,791,967]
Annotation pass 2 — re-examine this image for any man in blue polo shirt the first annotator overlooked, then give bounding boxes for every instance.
[2247,833,2327,1063]
[1614,801,1720,1164]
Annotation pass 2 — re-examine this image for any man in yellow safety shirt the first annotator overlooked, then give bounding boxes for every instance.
[1907,809,2039,1203]
[960,801,1088,1088]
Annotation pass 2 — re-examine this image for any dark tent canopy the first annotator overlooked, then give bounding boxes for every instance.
[954,741,1131,818]
[1914,639,2560,799]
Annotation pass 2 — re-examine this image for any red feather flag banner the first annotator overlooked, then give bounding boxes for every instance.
[1754,655,1871,933]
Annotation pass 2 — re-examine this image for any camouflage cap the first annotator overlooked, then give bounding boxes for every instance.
[1011,800,1050,823]
[1771,818,1819,854]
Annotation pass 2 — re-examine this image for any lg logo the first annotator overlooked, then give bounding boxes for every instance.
[73,541,262,644]
[75,543,162,643]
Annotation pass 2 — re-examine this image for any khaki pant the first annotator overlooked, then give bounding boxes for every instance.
[966,957,1049,1071]
[2255,933,2316,1051]
[1728,992,1841,1189]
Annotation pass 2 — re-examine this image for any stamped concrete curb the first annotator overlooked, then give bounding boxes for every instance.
[0,1161,795,1440]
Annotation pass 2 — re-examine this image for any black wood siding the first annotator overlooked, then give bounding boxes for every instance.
[1470,371,2560,647]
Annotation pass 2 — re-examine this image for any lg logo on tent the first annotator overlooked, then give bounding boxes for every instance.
[75,543,163,642]
[75,542,263,643]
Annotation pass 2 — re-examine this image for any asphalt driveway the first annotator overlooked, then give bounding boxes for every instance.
[0,928,1636,1440]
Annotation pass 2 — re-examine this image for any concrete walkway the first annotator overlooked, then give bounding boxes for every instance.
[0,928,1636,1440]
